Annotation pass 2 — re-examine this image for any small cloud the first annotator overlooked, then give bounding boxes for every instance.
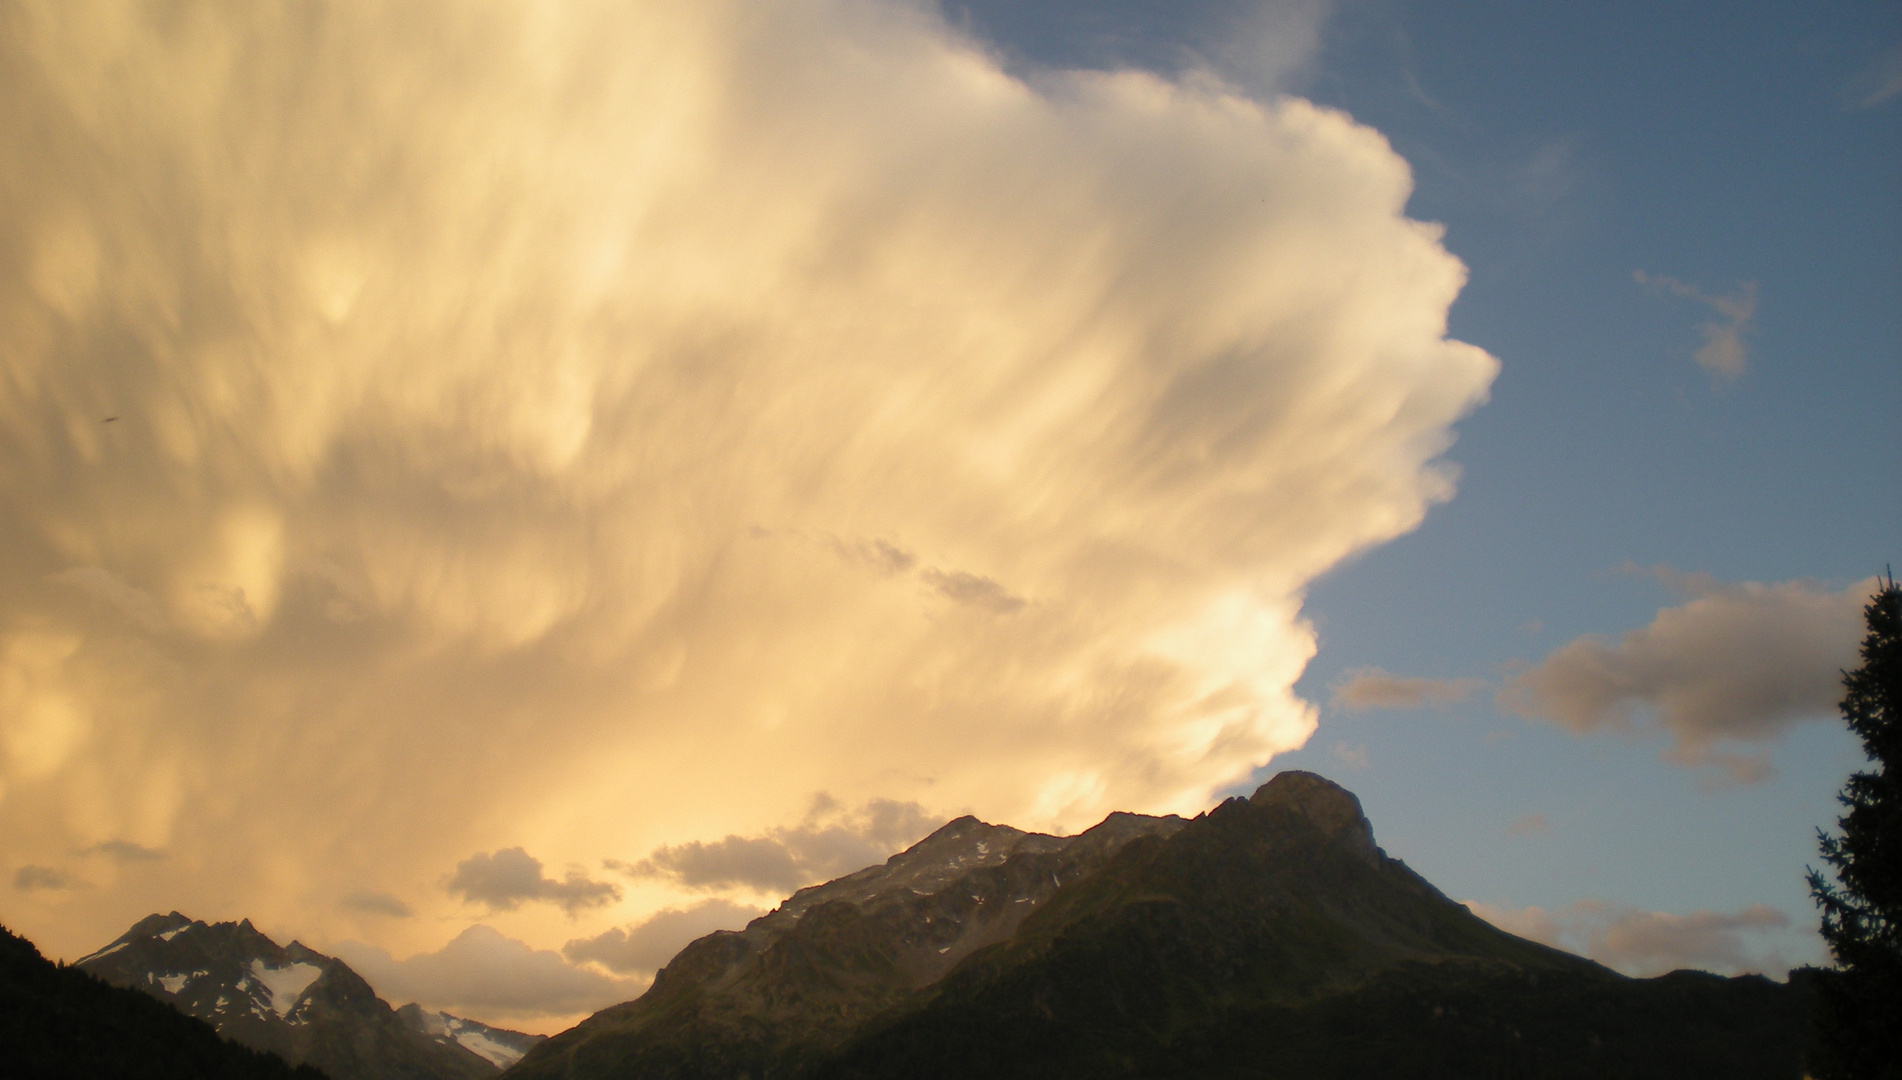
[1847,44,1902,108]
[920,568,1025,614]
[79,839,165,863]
[14,865,77,891]
[831,537,917,576]
[1506,813,1548,837]
[1499,576,1874,783]
[1329,742,1370,770]
[1518,620,1543,635]
[613,795,941,895]
[48,567,169,632]
[1633,271,1756,382]
[1613,561,1723,597]
[342,890,416,918]
[332,924,640,1020]
[448,848,620,915]
[1330,668,1484,710]
[564,899,764,976]
[1469,899,1798,977]
[1509,137,1579,216]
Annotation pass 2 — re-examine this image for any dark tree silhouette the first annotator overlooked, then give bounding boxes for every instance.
[1807,573,1901,1079]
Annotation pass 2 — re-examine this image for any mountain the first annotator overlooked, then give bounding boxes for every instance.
[74,913,533,1080]
[0,920,324,1080]
[512,771,1816,1080]
[509,809,1185,1079]
[396,1005,545,1071]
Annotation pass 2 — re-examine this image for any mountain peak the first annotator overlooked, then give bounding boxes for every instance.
[1249,769,1379,863]
[75,912,522,1079]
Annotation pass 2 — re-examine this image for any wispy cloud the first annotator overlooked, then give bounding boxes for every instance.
[564,899,765,977]
[1506,813,1548,837]
[79,839,165,863]
[1328,742,1370,770]
[1331,668,1484,710]
[1634,271,1757,382]
[341,890,416,919]
[1847,44,1902,109]
[919,569,1026,615]
[1470,899,1801,977]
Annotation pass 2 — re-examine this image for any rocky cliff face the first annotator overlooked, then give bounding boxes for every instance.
[75,914,517,1080]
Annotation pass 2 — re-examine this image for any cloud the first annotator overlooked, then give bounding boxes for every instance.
[80,839,164,862]
[342,890,416,918]
[331,924,641,1027]
[617,796,941,895]
[830,538,918,576]
[1328,741,1369,770]
[1499,577,1874,781]
[14,865,76,891]
[1633,271,1757,382]
[1470,899,1799,978]
[0,1,1493,964]
[1847,44,1902,109]
[564,899,765,976]
[1506,813,1547,837]
[448,849,620,916]
[49,569,169,633]
[948,0,1331,94]
[919,569,1027,614]
[1330,668,1484,710]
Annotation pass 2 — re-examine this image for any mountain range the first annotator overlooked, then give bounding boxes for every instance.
[73,913,543,1080]
[510,771,1817,1079]
[14,771,1818,1078]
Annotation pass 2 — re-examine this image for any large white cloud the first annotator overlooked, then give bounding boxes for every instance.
[0,0,1493,986]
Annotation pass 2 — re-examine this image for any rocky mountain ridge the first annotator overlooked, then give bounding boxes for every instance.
[2,919,324,1080]
[75,913,541,1080]
[510,805,1185,1079]
[512,771,1817,1079]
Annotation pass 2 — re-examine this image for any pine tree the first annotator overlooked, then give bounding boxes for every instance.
[1806,573,1901,1079]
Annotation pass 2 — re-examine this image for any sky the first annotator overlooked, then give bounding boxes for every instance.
[1,0,1895,1035]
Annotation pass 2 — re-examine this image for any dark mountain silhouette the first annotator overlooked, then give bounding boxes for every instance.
[75,913,522,1080]
[0,920,325,1080]
[510,810,1183,1079]
[513,771,1816,1080]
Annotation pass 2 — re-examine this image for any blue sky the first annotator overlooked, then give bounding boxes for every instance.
[952,0,1899,966]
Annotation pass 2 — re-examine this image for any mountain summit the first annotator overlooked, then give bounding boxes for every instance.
[75,914,541,1080]
[514,771,1814,1079]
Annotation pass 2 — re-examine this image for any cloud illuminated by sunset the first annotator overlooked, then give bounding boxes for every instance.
[0,0,1494,1018]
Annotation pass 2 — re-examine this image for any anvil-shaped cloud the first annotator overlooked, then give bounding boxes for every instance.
[0,0,1492,977]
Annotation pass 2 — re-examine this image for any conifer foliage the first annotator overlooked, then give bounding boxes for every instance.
[1807,574,1901,1079]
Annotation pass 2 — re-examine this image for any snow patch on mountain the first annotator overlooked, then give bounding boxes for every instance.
[399,1005,545,1070]
[249,959,323,1017]
[157,971,200,994]
[77,940,128,964]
